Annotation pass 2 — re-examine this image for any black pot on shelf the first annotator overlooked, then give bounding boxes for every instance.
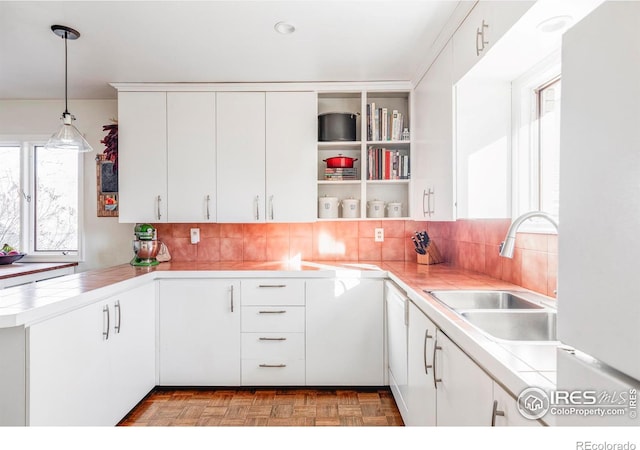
[318,112,358,141]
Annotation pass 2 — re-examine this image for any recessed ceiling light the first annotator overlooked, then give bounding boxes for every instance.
[536,15,573,33]
[274,21,295,35]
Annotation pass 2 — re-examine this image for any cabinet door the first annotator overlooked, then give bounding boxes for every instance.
[118,91,168,223]
[385,282,408,420]
[108,283,156,422]
[306,278,384,385]
[558,1,640,381]
[265,92,317,222]
[406,302,437,426]
[492,381,542,427]
[452,1,534,83]
[167,92,216,222]
[159,279,240,385]
[434,330,494,425]
[216,92,266,222]
[412,41,456,221]
[28,301,111,425]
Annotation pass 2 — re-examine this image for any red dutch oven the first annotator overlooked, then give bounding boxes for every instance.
[323,154,358,168]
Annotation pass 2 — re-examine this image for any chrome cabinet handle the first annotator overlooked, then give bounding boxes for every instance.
[491,400,505,426]
[423,188,434,217]
[114,300,121,334]
[259,364,286,368]
[433,340,442,389]
[258,284,287,288]
[259,337,287,341]
[255,195,260,221]
[206,194,211,220]
[230,285,234,313]
[156,195,162,220]
[476,20,489,56]
[423,189,428,217]
[103,305,110,340]
[424,330,433,374]
[259,310,287,314]
[269,195,274,220]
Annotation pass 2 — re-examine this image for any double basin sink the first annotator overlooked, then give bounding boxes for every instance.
[426,290,557,343]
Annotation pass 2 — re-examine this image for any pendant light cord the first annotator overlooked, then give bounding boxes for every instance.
[64,30,69,115]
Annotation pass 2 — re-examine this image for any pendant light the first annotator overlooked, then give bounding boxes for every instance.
[45,25,93,153]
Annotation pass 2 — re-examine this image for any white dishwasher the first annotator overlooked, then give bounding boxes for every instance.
[385,280,409,422]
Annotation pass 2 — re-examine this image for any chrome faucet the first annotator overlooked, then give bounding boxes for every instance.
[499,211,559,258]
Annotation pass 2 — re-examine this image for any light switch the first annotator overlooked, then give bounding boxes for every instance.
[190,228,200,244]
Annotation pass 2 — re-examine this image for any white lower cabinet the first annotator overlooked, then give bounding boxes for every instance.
[240,279,306,385]
[159,279,240,386]
[405,301,437,426]
[28,283,156,426]
[492,381,542,427]
[306,278,384,386]
[434,330,494,425]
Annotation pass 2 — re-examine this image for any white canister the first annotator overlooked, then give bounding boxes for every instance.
[341,198,360,219]
[367,199,385,218]
[387,201,403,218]
[318,196,339,219]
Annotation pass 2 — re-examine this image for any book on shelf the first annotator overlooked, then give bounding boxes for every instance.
[366,147,410,180]
[366,103,407,141]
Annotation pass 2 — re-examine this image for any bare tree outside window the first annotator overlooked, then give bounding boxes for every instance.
[0,146,21,248]
[34,146,78,252]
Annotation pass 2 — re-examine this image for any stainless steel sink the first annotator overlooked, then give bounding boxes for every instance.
[460,310,558,342]
[427,290,544,310]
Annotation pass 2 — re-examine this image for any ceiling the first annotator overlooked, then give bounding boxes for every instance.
[0,1,464,100]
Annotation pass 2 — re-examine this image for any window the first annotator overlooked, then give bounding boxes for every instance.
[0,139,82,261]
[512,51,561,231]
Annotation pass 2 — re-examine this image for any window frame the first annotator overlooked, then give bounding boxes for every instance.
[0,135,84,263]
[511,50,561,234]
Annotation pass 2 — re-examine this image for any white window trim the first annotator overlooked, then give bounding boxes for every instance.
[511,50,561,234]
[0,135,84,263]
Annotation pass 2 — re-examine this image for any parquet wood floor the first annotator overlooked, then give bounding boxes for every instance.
[118,387,404,426]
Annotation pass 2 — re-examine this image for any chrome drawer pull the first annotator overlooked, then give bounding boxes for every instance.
[258,310,287,314]
[491,400,505,426]
[259,337,287,341]
[258,284,287,288]
[259,364,287,368]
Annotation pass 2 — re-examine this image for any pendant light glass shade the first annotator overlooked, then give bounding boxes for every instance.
[45,112,94,152]
[46,25,93,153]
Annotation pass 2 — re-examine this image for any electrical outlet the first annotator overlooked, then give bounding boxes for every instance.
[374,228,384,242]
[190,228,200,244]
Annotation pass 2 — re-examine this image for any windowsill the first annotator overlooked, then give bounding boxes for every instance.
[20,254,82,264]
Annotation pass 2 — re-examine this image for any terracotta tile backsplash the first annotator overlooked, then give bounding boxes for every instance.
[152,218,557,297]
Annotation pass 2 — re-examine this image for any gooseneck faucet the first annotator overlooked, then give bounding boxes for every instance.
[499,211,559,258]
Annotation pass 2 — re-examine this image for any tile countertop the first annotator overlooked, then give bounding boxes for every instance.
[0,259,561,417]
[0,262,78,280]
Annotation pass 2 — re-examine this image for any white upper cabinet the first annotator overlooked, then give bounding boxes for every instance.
[167,92,216,222]
[216,92,267,222]
[412,41,456,221]
[217,91,317,223]
[266,92,317,222]
[118,91,168,223]
[452,1,534,83]
[558,1,640,381]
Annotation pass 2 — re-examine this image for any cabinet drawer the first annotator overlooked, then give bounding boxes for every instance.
[241,279,305,306]
[241,306,305,332]
[241,359,305,386]
[241,333,305,360]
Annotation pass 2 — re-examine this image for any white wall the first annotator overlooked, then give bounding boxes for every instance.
[0,100,133,272]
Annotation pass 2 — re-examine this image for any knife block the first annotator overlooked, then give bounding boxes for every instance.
[417,241,443,265]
